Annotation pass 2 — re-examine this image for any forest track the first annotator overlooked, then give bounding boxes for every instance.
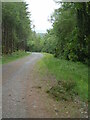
[2,53,44,118]
[2,52,88,118]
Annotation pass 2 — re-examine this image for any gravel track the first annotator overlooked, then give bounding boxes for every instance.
[2,53,43,118]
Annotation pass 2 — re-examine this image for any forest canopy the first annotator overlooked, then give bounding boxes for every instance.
[2,2,32,54]
[42,2,90,64]
[2,2,90,64]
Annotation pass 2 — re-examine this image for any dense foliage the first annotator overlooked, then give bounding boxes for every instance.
[2,2,89,64]
[2,2,32,54]
[43,2,90,64]
[27,32,44,52]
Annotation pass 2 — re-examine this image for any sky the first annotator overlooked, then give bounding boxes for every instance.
[25,0,59,33]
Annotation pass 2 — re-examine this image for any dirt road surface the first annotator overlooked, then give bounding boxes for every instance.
[2,53,43,118]
[2,53,88,118]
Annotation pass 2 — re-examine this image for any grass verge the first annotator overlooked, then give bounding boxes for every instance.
[37,53,88,102]
[2,50,30,64]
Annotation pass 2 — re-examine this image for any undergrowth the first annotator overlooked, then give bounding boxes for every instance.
[2,50,30,64]
[37,53,88,102]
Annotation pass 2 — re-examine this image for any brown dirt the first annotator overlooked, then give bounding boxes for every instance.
[26,64,88,118]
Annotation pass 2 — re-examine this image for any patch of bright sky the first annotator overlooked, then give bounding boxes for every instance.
[25,0,60,33]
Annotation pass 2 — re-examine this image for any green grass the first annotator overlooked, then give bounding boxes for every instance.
[38,53,88,101]
[0,58,1,64]
[2,51,30,64]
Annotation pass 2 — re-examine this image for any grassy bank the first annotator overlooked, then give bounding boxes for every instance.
[2,51,30,64]
[0,60,1,65]
[37,53,88,101]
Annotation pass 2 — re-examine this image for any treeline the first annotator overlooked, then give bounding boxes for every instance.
[2,2,32,54]
[27,32,44,52]
[42,2,90,64]
[2,2,89,64]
